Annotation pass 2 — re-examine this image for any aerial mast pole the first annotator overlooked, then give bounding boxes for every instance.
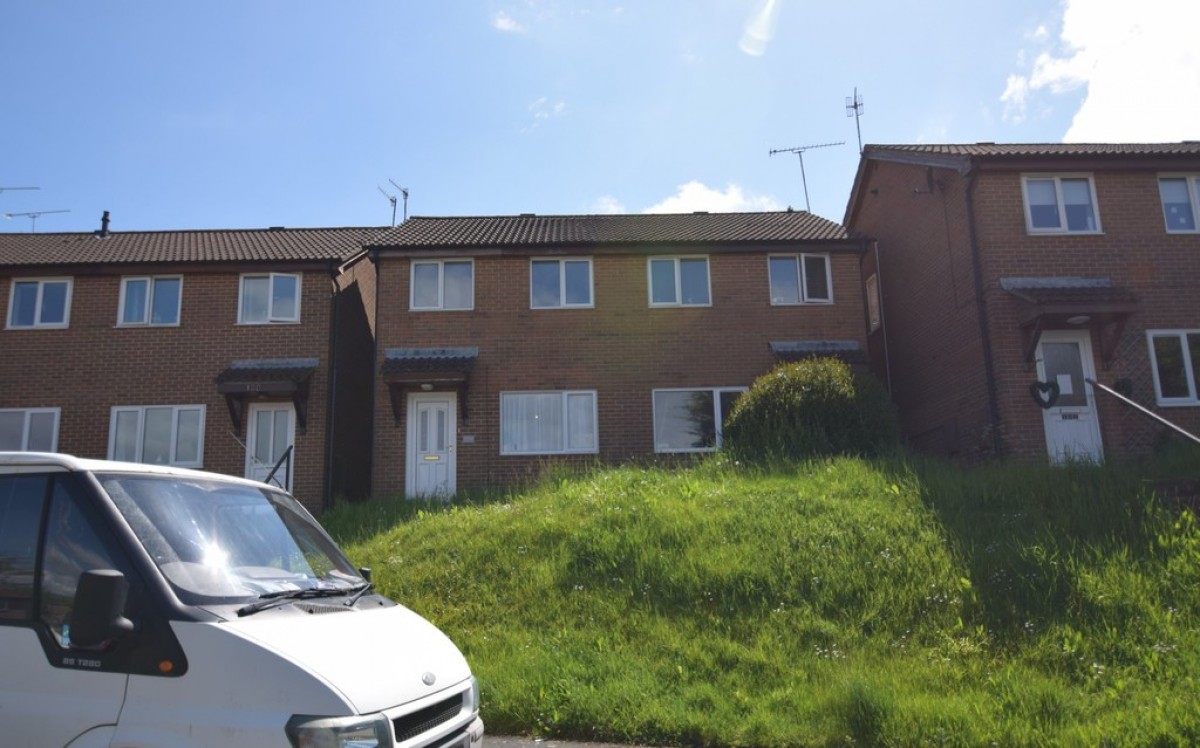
[768,141,844,212]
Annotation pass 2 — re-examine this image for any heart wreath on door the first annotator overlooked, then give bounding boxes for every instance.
[1029,380,1060,409]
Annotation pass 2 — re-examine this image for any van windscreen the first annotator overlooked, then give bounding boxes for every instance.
[97,473,363,605]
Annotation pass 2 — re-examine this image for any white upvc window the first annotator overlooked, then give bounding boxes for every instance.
[1159,175,1200,233]
[239,273,300,324]
[1147,330,1200,406]
[6,278,72,329]
[411,259,474,311]
[648,256,711,307]
[500,390,597,455]
[531,258,593,308]
[118,276,182,326]
[0,408,60,451]
[108,405,206,467]
[768,253,833,304]
[652,387,746,453]
[1021,174,1101,234]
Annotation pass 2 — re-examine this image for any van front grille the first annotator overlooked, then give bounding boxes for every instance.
[393,693,464,743]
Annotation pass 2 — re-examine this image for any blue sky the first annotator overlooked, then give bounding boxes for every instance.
[3,1,1196,233]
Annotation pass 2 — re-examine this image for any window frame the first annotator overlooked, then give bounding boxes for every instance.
[499,390,598,456]
[0,407,61,452]
[238,272,301,325]
[1158,174,1200,234]
[1147,330,1200,407]
[652,386,746,454]
[1020,174,1102,235]
[647,256,712,308]
[6,277,73,329]
[107,404,206,468]
[768,253,834,305]
[117,275,183,327]
[530,257,594,309]
[865,273,881,331]
[410,259,475,311]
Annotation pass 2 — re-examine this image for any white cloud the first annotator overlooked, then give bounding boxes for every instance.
[643,182,782,214]
[492,11,525,33]
[589,195,626,214]
[530,97,566,120]
[1003,0,1200,141]
[739,0,782,57]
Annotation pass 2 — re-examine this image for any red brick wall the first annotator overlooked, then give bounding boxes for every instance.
[372,246,868,496]
[852,160,1200,462]
[851,162,997,458]
[0,266,337,512]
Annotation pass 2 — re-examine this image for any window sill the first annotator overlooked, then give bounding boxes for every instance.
[1025,229,1105,236]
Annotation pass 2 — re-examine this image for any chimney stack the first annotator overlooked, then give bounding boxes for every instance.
[98,210,110,238]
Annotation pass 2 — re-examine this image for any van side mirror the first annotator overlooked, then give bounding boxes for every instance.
[69,569,134,651]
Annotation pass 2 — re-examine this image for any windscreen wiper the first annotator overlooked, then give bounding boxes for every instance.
[236,583,371,617]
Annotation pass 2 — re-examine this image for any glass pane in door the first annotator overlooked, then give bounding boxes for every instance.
[1042,342,1087,407]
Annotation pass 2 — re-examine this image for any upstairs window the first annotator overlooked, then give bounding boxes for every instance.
[1022,175,1100,233]
[649,257,710,307]
[531,258,593,308]
[1159,176,1199,233]
[109,405,206,467]
[411,260,474,310]
[119,276,182,326]
[1148,330,1200,406]
[240,273,300,324]
[769,254,833,304]
[7,278,72,329]
[0,408,60,452]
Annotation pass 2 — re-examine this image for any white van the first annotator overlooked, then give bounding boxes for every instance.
[0,452,484,748]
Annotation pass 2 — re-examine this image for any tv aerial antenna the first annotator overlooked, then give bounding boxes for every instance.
[845,87,864,154]
[378,179,409,225]
[768,141,843,212]
[0,186,40,196]
[4,209,70,233]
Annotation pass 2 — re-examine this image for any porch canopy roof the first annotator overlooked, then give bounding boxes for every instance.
[1001,277,1138,368]
[770,340,869,366]
[381,347,479,422]
[215,358,319,433]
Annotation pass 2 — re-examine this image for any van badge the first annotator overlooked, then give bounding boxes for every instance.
[422,672,436,686]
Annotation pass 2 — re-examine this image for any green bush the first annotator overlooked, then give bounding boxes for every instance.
[723,357,899,463]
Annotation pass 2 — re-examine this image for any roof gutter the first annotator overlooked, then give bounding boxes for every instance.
[963,162,1004,458]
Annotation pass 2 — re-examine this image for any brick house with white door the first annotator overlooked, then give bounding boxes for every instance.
[0,220,382,511]
[845,143,1200,463]
[364,211,870,498]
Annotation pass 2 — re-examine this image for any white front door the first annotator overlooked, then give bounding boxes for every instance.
[406,393,456,498]
[1036,330,1104,464]
[245,403,296,491]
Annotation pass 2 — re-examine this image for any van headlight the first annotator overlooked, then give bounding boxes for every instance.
[285,713,391,748]
[466,676,480,714]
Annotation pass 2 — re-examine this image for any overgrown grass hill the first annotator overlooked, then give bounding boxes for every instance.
[323,452,1200,746]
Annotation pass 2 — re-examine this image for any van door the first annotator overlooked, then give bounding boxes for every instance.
[0,472,129,746]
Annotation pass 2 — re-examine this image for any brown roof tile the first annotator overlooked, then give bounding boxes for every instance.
[368,211,853,250]
[866,142,1200,158]
[0,227,387,268]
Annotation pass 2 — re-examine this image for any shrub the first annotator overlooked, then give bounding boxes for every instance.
[723,357,899,463]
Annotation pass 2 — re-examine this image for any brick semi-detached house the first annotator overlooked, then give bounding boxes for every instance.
[846,142,1200,463]
[0,219,383,511]
[365,211,869,497]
